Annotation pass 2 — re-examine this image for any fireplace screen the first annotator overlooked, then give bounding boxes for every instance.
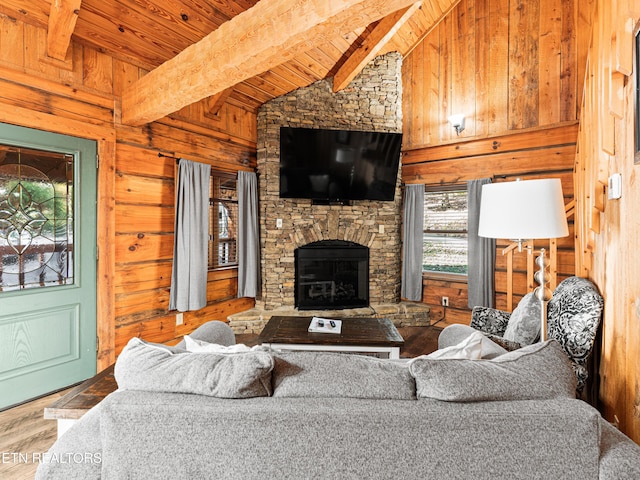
[295,240,369,310]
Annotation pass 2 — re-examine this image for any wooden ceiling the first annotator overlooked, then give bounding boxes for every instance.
[0,0,459,122]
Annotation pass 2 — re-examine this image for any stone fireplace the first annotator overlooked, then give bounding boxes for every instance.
[256,53,403,311]
[227,52,430,333]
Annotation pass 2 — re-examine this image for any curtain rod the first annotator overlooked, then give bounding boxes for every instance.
[158,152,179,163]
[159,152,256,176]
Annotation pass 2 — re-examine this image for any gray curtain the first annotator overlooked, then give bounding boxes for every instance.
[169,159,211,312]
[467,178,496,308]
[237,171,261,298]
[401,184,424,301]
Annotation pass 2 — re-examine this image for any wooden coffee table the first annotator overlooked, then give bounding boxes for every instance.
[257,316,404,359]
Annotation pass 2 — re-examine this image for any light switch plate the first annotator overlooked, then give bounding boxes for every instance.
[608,173,622,200]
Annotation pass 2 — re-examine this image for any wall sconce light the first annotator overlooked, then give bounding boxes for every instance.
[448,114,465,135]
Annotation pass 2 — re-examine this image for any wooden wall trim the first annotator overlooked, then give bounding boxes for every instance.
[403,145,576,185]
[96,139,116,369]
[0,64,115,108]
[116,122,256,171]
[0,102,116,371]
[0,101,115,141]
[403,122,579,164]
[402,123,579,186]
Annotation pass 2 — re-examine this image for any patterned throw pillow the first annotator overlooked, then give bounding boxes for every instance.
[503,292,541,345]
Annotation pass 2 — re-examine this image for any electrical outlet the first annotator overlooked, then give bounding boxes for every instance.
[176,313,184,326]
[442,296,449,307]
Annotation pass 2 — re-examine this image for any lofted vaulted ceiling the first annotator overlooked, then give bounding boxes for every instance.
[0,0,460,124]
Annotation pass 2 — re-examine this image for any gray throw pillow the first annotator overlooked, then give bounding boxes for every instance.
[503,292,541,345]
[409,340,576,402]
[115,337,274,398]
[272,351,416,400]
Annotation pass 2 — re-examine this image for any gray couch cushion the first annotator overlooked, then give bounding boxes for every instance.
[599,419,640,478]
[409,340,576,402]
[99,391,602,480]
[115,337,273,398]
[502,292,541,345]
[271,351,415,400]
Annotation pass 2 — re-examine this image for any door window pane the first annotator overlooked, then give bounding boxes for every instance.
[0,145,73,291]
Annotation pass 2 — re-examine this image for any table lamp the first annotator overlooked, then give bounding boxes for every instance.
[478,178,569,341]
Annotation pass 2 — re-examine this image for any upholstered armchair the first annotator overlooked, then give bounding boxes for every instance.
[545,277,604,392]
[444,276,604,394]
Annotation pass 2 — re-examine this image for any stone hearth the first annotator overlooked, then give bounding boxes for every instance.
[228,302,431,335]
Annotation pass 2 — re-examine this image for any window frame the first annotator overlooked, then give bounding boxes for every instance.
[208,170,238,271]
[422,184,469,281]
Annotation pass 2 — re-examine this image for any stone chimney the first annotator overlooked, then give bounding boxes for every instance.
[256,53,404,311]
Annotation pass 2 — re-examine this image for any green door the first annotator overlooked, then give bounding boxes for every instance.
[0,123,97,409]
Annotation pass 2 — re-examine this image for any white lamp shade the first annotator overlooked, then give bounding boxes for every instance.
[478,179,569,240]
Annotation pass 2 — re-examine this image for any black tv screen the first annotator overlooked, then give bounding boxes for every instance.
[279,127,402,202]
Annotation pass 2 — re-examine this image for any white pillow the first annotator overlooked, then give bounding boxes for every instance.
[184,335,253,353]
[424,331,484,360]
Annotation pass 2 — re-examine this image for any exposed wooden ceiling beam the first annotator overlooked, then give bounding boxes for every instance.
[46,0,82,61]
[121,0,422,126]
[205,88,234,119]
[333,2,422,92]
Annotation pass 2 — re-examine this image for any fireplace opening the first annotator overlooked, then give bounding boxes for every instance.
[295,240,369,310]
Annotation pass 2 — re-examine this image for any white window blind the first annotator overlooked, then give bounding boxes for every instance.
[423,187,468,275]
[208,172,238,270]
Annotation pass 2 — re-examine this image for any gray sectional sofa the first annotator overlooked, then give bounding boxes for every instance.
[36,323,640,480]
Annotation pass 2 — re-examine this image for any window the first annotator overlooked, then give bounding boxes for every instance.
[0,145,74,291]
[423,186,468,275]
[208,172,238,270]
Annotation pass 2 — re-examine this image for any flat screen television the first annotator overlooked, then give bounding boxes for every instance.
[279,127,402,202]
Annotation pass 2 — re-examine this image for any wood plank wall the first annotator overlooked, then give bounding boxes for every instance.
[0,16,257,367]
[575,0,640,443]
[400,0,591,325]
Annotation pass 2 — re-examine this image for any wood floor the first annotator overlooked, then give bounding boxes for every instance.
[0,324,442,480]
[0,388,72,480]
